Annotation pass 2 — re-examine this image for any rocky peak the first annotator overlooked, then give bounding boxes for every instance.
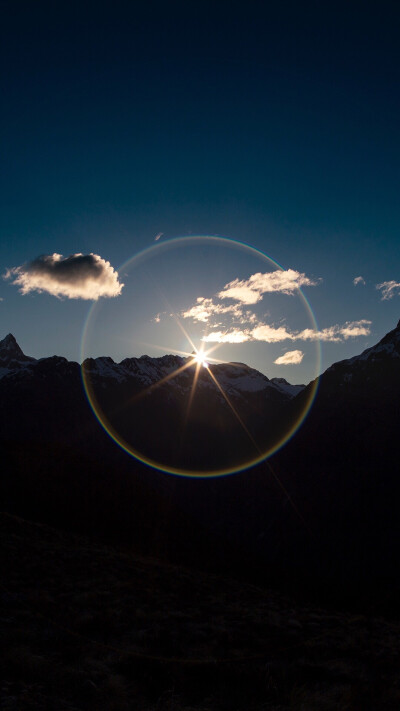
[0,333,23,354]
[0,334,36,366]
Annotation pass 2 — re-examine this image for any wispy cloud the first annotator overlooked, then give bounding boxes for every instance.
[154,232,163,241]
[251,324,294,342]
[274,350,304,365]
[183,297,244,323]
[4,253,123,300]
[201,320,372,345]
[376,280,400,300]
[297,320,372,342]
[202,329,250,344]
[353,276,365,286]
[218,269,320,305]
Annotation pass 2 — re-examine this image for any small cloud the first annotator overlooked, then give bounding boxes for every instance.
[376,280,400,300]
[353,276,365,286]
[4,253,123,300]
[154,232,164,241]
[298,320,372,342]
[251,324,295,342]
[182,297,243,323]
[340,320,371,338]
[202,329,250,344]
[153,313,162,323]
[274,350,304,365]
[218,269,320,305]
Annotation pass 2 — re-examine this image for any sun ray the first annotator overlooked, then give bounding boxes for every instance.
[184,359,202,425]
[205,366,310,533]
[169,310,198,354]
[264,460,311,534]
[205,366,260,451]
[139,342,195,359]
[129,357,197,405]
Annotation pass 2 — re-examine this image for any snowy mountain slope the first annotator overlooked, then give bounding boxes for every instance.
[320,318,400,391]
[0,333,303,401]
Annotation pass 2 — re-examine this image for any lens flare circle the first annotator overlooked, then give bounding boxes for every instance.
[81,236,320,477]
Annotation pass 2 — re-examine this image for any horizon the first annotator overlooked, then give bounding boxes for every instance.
[2,311,399,388]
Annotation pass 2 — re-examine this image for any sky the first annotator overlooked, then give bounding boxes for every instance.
[1,0,399,384]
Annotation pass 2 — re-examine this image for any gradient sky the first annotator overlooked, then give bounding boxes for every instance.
[1,0,399,383]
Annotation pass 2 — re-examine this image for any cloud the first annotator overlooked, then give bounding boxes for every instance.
[182,268,320,324]
[202,329,251,344]
[274,350,304,365]
[376,280,400,300]
[182,297,243,323]
[201,319,372,345]
[154,232,163,241]
[4,253,123,300]
[218,269,320,305]
[251,324,294,342]
[298,320,372,342]
[353,276,365,286]
[339,320,372,338]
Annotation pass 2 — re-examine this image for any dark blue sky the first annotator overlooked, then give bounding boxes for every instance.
[1,0,399,378]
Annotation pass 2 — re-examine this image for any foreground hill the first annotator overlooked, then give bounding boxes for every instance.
[2,512,400,711]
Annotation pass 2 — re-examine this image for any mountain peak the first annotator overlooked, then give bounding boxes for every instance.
[0,333,24,357]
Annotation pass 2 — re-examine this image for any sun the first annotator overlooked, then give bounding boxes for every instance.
[193,350,209,368]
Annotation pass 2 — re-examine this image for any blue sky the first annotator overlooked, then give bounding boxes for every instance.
[1,0,399,383]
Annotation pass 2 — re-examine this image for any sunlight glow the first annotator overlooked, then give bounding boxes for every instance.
[194,351,209,367]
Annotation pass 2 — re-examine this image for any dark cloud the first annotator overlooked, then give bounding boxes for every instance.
[5,253,123,300]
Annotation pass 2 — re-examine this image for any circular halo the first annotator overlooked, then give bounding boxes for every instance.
[81,236,320,477]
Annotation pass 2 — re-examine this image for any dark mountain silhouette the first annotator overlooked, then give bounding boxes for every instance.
[1,320,400,610]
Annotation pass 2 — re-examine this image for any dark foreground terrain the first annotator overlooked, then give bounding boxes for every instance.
[2,512,400,711]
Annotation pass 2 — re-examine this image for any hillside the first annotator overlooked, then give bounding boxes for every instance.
[2,512,400,711]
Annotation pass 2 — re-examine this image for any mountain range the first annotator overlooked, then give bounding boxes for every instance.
[1,320,400,608]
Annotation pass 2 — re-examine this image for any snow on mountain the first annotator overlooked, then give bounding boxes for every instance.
[0,334,303,400]
[270,377,305,398]
[0,333,37,379]
[325,318,400,379]
[83,354,302,401]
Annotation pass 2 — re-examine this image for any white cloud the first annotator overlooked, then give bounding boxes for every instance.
[202,329,251,343]
[4,253,123,300]
[297,326,342,342]
[274,350,304,365]
[340,320,371,338]
[218,269,320,304]
[251,324,295,342]
[154,232,163,241]
[201,319,372,345]
[353,276,365,286]
[182,297,243,323]
[298,320,371,342]
[376,280,400,300]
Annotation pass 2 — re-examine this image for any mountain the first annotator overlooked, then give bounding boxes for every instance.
[0,334,303,400]
[1,321,400,608]
[0,336,304,474]
[0,333,36,376]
